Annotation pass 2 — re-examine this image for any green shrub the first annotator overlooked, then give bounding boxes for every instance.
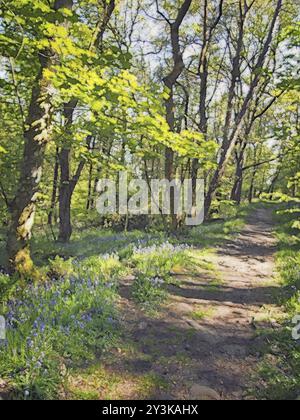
[0,273,13,297]
[48,256,75,280]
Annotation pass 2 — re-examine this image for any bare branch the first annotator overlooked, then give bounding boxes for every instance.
[242,154,283,172]
[209,0,224,39]
[155,0,172,25]
[253,90,285,121]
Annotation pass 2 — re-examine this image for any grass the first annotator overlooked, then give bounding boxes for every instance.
[130,242,193,310]
[0,202,256,399]
[254,202,300,400]
[186,218,245,248]
[65,364,168,400]
[0,227,168,268]
[0,202,251,268]
[191,306,215,321]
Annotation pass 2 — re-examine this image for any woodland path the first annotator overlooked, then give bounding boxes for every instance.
[83,207,280,400]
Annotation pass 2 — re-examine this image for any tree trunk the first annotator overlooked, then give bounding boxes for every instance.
[58,147,73,243]
[48,147,60,227]
[58,138,88,243]
[56,1,116,240]
[204,1,245,217]
[160,0,192,230]
[58,179,73,243]
[231,141,247,204]
[205,0,282,217]
[248,168,257,203]
[6,0,74,273]
[192,0,223,203]
[231,157,244,204]
[268,170,281,195]
[86,137,96,211]
[164,95,176,229]
[248,143,260,203]
[86,162,94,211]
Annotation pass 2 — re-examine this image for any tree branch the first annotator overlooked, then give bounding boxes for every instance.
[155,0,172,25]
[71,135,93,191]
[96,0,116,48]
[253,90,285,121]
[0,180,11,210]
[9,57,26,132]
[242,154,283,172]
[209,0,224,39]
[174,0,193,29]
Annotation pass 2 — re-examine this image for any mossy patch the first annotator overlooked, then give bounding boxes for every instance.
[191,306,215,320]
[65,365,168,400]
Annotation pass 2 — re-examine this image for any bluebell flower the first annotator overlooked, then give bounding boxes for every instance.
[26,338,34,348]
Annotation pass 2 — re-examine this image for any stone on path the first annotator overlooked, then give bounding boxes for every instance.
[190,384,221,400]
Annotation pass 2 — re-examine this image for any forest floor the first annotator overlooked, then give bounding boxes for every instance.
[65,206,284,400]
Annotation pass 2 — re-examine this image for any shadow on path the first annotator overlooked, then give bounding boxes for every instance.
[102,207,279,400]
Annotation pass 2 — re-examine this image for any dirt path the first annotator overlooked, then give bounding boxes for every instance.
[98,207,280,400]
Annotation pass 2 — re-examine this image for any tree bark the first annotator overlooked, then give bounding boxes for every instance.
[248,168,257,203]
[231,148,245,204]
[248,142,260,203]
[85,136,98,211]
[86,162,94,211]
[48,147,60,228]
[6,0,74,273]
[58,175,73,243]
[58,134,90,243]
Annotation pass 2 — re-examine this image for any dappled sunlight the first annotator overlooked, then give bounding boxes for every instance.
[0,0,299,402]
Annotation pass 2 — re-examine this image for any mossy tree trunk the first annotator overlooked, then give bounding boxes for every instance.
[6,60,55,273]
[5,0,74,274]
